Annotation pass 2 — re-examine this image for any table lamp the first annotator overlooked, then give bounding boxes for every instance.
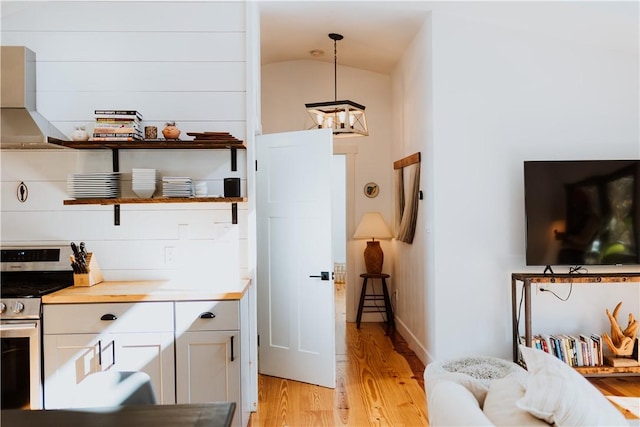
[353,212,393,274]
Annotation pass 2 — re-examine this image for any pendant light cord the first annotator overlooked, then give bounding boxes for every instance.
[333,37,337,102]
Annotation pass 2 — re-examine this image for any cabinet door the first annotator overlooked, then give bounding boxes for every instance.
[176,331,240,423]
[43,332,175,408]
[109,332,176,404]
[43,333,101,409]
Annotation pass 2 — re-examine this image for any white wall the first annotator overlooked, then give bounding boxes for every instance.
[390,13,433,364]
[1,1,250,285]
[392,3,640,363]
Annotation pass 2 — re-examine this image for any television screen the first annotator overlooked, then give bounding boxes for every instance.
[524,160,640,266]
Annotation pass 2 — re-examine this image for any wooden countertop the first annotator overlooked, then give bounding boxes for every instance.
[42,279,250,304]
[1,402,235,427]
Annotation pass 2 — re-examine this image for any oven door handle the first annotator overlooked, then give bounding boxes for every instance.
[0,322,37,331]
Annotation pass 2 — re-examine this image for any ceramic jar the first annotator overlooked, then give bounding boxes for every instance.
[70,125,89,142]
[162,122,181,139]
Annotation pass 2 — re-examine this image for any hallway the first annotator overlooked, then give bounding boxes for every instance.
[249,285,429,426]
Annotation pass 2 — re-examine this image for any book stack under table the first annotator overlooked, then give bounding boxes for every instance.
[526,334,605,367]
[93,110,143,142]
[525,335,639,369]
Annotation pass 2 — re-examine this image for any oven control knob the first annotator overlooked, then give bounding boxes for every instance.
[12,301,24,314]
[0,302,5,313]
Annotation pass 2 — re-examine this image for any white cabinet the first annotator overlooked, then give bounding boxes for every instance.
[43,295,250,426]
[43,302,175,408]
[175,300,243,427]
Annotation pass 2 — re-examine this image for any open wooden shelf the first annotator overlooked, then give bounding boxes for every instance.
[512,272,640,284]
[511,272,640,377]
[52,134,246,225]
[574,365,640,376]
[48,137,245,150]
[64,197,246,206]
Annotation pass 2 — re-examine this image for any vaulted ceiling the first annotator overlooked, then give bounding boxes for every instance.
[259,1,639,76]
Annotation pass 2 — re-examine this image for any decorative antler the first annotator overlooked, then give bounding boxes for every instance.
[602,301,638,357]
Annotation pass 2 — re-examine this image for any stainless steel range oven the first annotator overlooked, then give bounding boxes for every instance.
[1,246,73,410]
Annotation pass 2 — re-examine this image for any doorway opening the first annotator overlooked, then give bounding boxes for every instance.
[332,154,347,355]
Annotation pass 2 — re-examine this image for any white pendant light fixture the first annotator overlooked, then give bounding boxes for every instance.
[305,33,368,137]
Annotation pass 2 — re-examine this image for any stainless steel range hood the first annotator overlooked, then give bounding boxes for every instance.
[1,46,68,149]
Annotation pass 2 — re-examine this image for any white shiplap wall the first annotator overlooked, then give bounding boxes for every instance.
[1,1,250,284]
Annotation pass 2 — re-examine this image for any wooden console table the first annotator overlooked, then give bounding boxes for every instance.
[511,272,640,376]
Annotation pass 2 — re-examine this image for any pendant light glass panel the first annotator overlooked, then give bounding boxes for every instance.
[305,100,368,137]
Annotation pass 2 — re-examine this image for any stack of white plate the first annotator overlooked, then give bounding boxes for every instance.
[162,176,193,197]
[132,168,157,198]
[67,172,121,199]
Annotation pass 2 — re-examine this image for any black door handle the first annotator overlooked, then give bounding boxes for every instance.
[309,271,330,281]
[100,314,117,321]
[200,312,216,319]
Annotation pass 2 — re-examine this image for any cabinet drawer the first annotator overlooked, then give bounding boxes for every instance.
[175,301,239,332]
[44,302,174,334]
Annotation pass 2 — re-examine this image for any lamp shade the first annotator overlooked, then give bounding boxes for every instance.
[353,212,392,240]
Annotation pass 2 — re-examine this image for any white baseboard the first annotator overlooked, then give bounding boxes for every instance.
[393,316,431,367]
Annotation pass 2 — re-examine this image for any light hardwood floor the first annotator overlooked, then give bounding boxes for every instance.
[249,285,639,426]
[249,284,429,427]
[589,377,640,420]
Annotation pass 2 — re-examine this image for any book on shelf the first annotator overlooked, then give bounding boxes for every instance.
[590,334,603,366]
[94,127,141,134]
[94,110,142,120]
[95,117,142,124]
[579,335,592,366]
[93,133,142,138]
[94,122,141,129]
[91,136,142,142]
[531,333,606,367]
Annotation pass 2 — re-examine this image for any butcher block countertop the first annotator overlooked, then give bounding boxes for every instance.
[42,279,251,304]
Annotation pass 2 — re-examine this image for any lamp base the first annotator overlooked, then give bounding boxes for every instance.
[363,241,384,274]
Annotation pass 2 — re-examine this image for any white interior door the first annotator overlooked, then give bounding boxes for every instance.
[256,128,335,388]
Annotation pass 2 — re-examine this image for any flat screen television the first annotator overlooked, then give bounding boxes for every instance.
[524,160,640,267]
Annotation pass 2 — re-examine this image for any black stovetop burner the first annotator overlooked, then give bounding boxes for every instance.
[1,271,74,298]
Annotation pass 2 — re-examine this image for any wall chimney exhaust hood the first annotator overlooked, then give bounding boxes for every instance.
[1,46,68,149]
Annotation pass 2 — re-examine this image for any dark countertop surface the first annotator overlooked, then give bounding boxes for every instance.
[1,402,235,427]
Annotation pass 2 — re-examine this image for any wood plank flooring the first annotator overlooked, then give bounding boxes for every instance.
[249,284,639,426]
[249,284,429,427]
[250,321,429,427]
[589,377,640,420]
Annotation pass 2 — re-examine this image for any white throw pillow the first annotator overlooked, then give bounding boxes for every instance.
[484,377,550,426]
[516,345,628,426]
[424,361,490,405]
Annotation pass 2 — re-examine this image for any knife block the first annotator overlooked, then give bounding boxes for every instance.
[73,253,104,287]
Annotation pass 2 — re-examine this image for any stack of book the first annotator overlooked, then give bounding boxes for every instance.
[526,333,604,367]
[93,110,143,141]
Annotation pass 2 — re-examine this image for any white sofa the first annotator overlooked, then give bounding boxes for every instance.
[424,346,631,426]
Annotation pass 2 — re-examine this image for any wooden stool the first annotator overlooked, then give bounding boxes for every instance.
[356,273,395,332]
